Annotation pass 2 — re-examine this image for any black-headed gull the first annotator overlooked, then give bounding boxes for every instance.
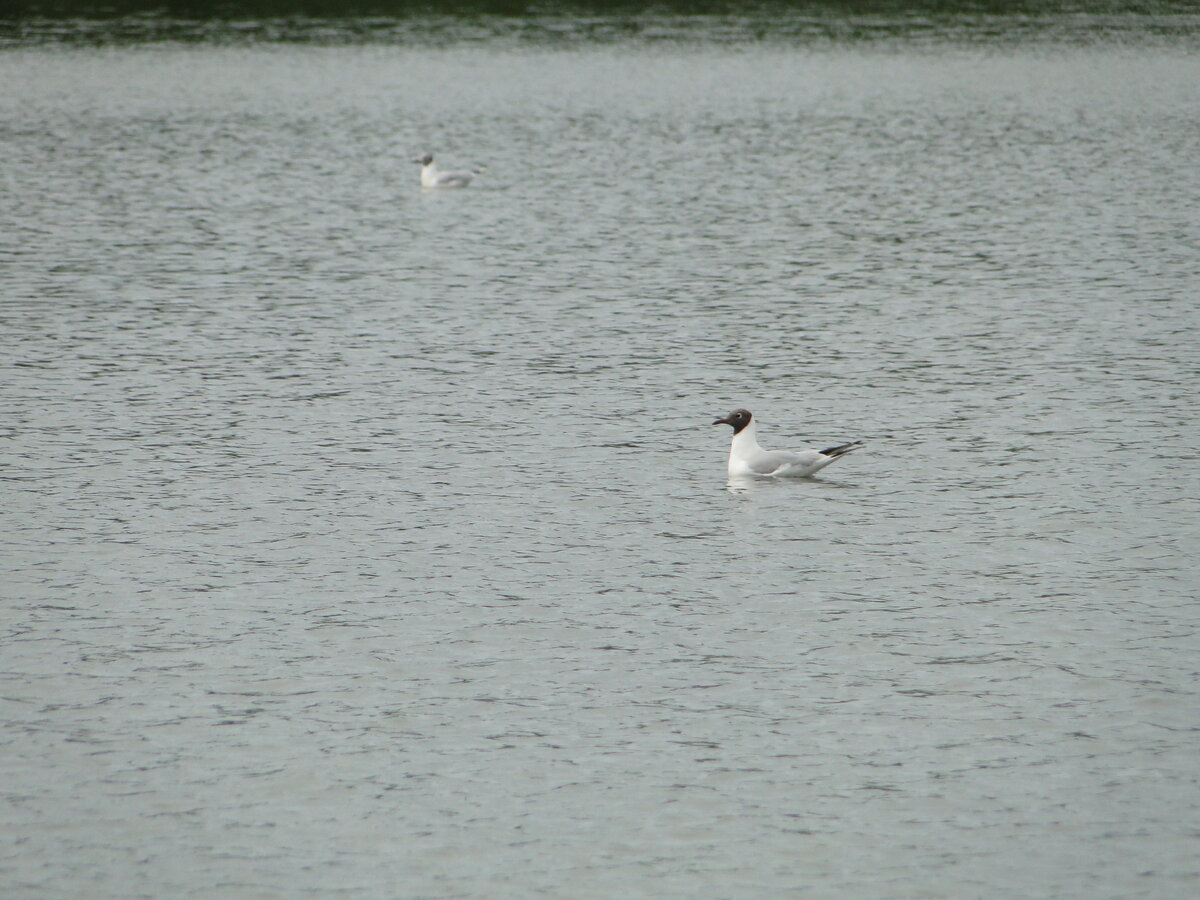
[712,408,862,478]
[413,153,476,188]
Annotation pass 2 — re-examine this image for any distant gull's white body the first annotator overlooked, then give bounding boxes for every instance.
[713,409,862,478]
[414,153,476,188]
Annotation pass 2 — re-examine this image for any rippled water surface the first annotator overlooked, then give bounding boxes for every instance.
[3,17,1199,899]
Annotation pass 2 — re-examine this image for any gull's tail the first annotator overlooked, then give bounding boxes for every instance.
[819,440,863,458]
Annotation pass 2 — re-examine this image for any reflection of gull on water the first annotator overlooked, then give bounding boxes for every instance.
[712,408,862,478]
[413,153,477,188]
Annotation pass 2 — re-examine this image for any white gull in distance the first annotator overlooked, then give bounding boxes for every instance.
[414,153,477,188]
[712,408,862,478]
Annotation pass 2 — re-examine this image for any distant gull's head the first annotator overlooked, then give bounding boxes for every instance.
[414,153,434,165]
[712,408,752,434]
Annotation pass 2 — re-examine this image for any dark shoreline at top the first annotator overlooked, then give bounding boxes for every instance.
[4,1,1198,47]
[7,1,1200,20]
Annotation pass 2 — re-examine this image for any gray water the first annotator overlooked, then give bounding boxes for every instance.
[3,19,1199,900]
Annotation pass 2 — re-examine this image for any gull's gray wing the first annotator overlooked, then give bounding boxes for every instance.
[435,171,474,187]
[746,449,816,475]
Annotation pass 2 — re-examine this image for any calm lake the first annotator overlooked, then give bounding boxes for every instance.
[2,9,1199,899]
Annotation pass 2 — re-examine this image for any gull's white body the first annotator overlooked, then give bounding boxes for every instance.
[416,154,475,189]
[715,409,862,478]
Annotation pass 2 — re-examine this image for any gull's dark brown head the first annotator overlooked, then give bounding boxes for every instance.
[413,153,434,165]
[712,408,752,434]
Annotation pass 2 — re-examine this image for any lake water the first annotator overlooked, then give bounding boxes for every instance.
[2,12,1199,899]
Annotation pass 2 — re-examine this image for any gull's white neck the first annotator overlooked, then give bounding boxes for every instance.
[420,162,440,187]
[728,420,763,473]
